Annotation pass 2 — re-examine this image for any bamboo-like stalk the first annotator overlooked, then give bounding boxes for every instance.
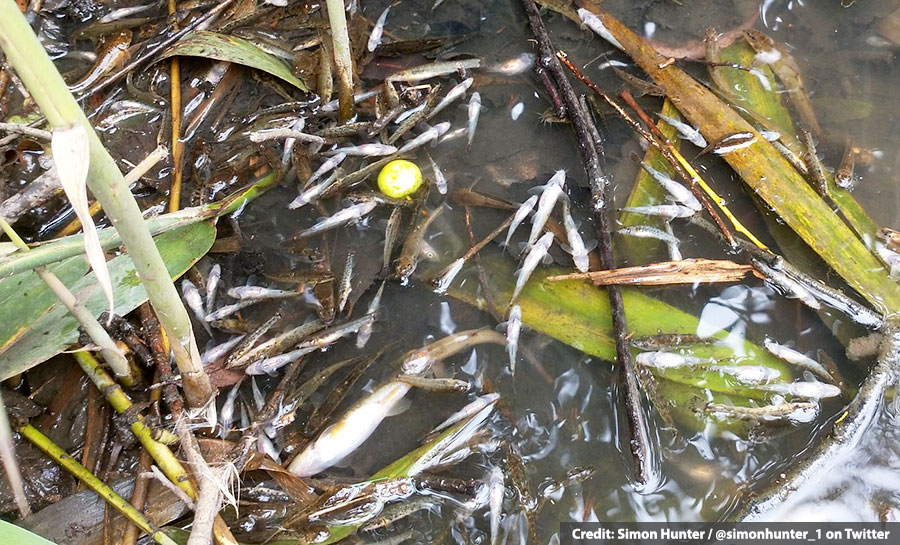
[0,392,29,518]
[0,0,213,409]
[19,424,178,545]
[324,0,355,121]
[0,217,136,385]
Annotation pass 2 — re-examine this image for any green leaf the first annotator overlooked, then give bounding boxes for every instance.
[0,520,59,545]
[161,31,309,92]
[0,222,215,381]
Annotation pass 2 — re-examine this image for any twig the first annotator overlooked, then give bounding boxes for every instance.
[324,0,356,122]
[168,0,184,215]
[19,424,178,545]
[547,258,755,285]
[520,0,654,486]
[0,391,30,517]
[0,164,61,225]
[464,206,501,321]
[0,121,50,139]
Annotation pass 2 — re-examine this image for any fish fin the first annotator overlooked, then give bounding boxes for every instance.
[527,184,546,196]
[387,397,412,417]
[541,253,554,266]
[583,239,599,252]
[495,320,508,333]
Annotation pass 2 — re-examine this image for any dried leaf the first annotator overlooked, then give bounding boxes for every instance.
[547,258,755,285]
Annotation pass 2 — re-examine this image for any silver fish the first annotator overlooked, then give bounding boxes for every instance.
[320,89,382,113]
[395,102,427,124]
[181,279,206,323]
[204,299,259,322]
[715,364,781,384]
[512,231,554,306]
[398,121,451,154]
[218,381,242,438]
[205,264,221,314]
[763,338,834,383]
[751,258,821,310]
[640,162,701,211]
[367,7,390,52]
[635,351,709,368]
[711,132,757,156]
[396,375,470,392]
[621,204,695,218]
[356,280,385,348]
[296,201,378,238]
[467,92,481,148]
[337,251,355,314]
[387,58,481,85]
[487,53,535,76]
[561,201,592,273]
[577,8,624,50]
[704,400,818,422]
[432,257,465,294]
[400,329,507,375]
[488,466,504,545]
[503,195,538,249]
[428,77,474,120]
[663,221,682,261]
[227,286,300,300]
[431,393,500,434]
[383,206,403,273]
[258,428,281,463]
[528,170,566,245]
[657,113,707,148]
[307,152,347,186]
[505,304,522,374]
[201,335,246,365]
[758,381,841,399]
[396,206,445,281]
[618,225,680,246]
[327,143,398,157]
[289,170,340,209]
[251,376,265,411]
[428,153,448,194]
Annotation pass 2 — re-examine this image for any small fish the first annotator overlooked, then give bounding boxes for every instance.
[763,338,834,383]
[699,132,757,156]
[640,163,702,211]
[224,313,281,368]
[396,206,445,281]
[663,222,682,261]
[432,257,465,294]
[397,375,470,392]
[503,195,538,249]
[289,171,340,210]
[621,204,695,219]
[400,329,508,375]
[398,121,451,154]
[205,264,221,314]
[657,113,707,148]
[635,351,709,368]
[428,78,474,120]
[504,304,522,373]
[227,286,300,300]
[715,364,781,384]
[218,381,242,438]
[327,143,398,157]
[383,206,403,273]
[528,170,566,245]
[201,334,246,365]
[258,429,281,463]
[296,201,378,238]
[703,400,818,422]
[356,280,385,348]
[337,251,355,314]
[487,53,535,76]
[395,102,427,125]
[561,201,594,273]
[751,258,821,310]
[250,376,265,410]
[511,231,555,306]
[387,58,482,85]
[181,280,210,333]
[758,381,841,400]
[467,92,481,148]
[427,153,448,194]
[630,333,708,351]
[367,7,390,52]
[303,149,347,186]
[836,138,856,190]
[204,299,259,322]
[431,393,501,434]
[618,225,680,246]
[69,31,131,93]
[488,466,504,545]
[577,8,624,50]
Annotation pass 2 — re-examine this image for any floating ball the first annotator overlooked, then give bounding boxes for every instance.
[377,159,423,198]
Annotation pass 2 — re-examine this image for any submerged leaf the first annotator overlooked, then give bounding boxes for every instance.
[0,520,59,545]
[161,31,310,92]
[0,222,215,381]
[51,124,114,317]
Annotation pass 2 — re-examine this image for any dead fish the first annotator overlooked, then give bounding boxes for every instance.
[201,334,246,365]
[396,206,445,281]
[699,131,757,156]
[296,201,378,238]
[219,381,242,438]
[397,375,471,392]
[634,351,711,368]
[387,58,482,85]
[367,7,390,52]
[398,121,451,154]
[703,400,818,422]
[488,466,504,545]
[836,138,856,189]
[224,313,282,368]
[431,393,500,434]
[577,8,624,50]
[630,333,708,351]
[356,280,386,348]
[657,113,707,148]
[763,338,834,383]
[327,143,398,157]
[205,264,221,314]
[427,153,448,194]
[620,204,695,219]
[757,381,841,400]
[487,53,535,76]
[503,304,522,374]
[400,328,508,375]
[289,171,340,210]
[428,77,474,120]
[69,30,131,93]
[528,170,566,245]
[231,319,325,369]
[383,206,403,273]
[467,92,481,148]
[181,280,211,334]
[204,299,260,322]
[640,163,701,211]
[305,150,348,185]
[511,231,555,307]
[714,364,782,385]
[618,225,680,246]
[503,195,538,249]
[337,251,355,314]
[227,286,300,300]
[560,200,595,273]
[432,257,465,294]
[751,258,821,310]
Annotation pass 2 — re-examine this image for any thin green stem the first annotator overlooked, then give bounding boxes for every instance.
[324,0,355,121]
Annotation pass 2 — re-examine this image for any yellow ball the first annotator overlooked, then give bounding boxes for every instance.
[377,160,423,198]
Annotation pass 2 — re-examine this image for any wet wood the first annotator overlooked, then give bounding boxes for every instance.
[548,258,755,285]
